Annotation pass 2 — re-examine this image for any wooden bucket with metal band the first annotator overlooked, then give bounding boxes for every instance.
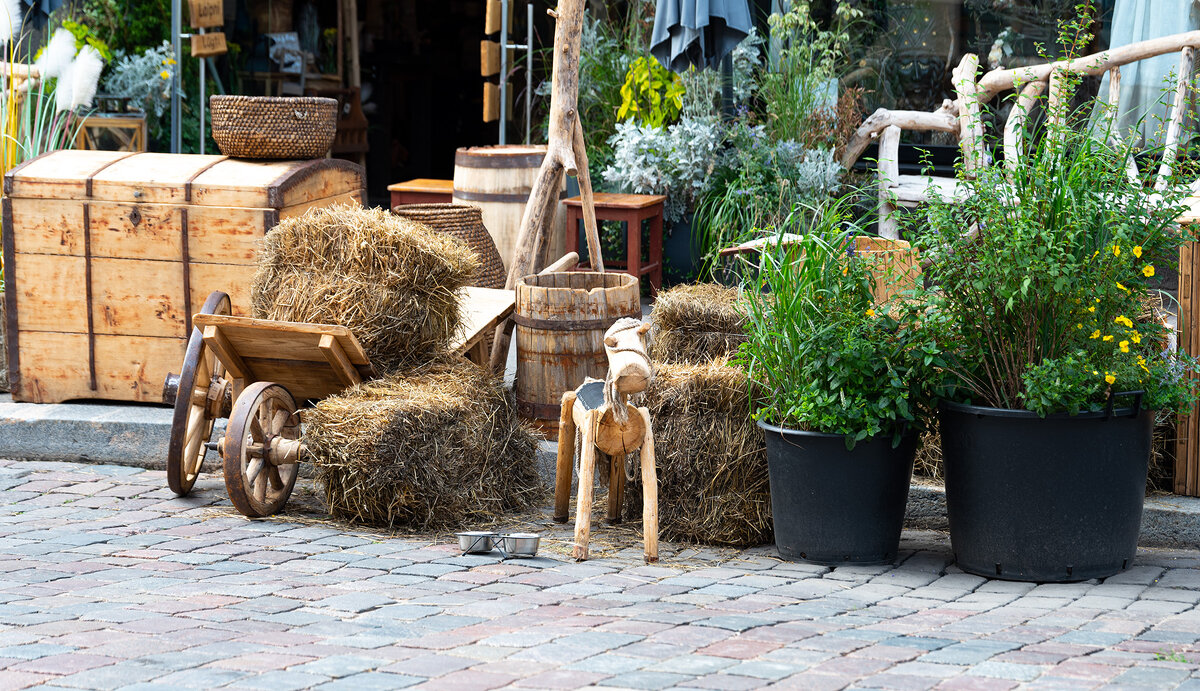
[514,272,641,440]
[452,145,566,272]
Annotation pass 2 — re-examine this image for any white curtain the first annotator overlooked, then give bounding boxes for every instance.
[1100,0,1199,140]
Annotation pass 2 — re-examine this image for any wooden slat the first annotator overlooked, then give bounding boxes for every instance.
[388,178,454,194]
[452,286,516,354]
[562,192,666,209]
[87,153,228,204]
[4,150,129,199]
[318,333,362,386]
[202,325,251,379]
[192,313,370,364]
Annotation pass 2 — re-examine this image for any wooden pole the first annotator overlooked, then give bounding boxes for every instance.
[572,408,599,561]
[489,0,593,372]
[638,406,658,563]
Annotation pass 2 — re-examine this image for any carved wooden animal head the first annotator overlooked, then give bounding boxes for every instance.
[603,317,652,395]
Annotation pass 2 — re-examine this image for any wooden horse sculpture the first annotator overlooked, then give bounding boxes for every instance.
[553,317,659,562]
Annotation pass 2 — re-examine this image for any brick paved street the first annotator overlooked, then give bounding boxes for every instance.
[0,460,1197,690]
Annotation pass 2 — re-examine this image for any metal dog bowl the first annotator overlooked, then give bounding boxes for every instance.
[500,533,540,557]
[456,531,497,554]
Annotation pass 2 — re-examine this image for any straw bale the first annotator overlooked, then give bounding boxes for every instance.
[252,204,479,374]
[626,359,771,546]
[305,358,542,528]
[649,283,747,363]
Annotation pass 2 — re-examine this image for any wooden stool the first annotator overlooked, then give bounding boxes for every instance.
[389,179,454,208]
[564,193,666,295]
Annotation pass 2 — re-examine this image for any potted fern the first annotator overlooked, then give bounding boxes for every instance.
[920,16,1199,581]
[737,200,939,564]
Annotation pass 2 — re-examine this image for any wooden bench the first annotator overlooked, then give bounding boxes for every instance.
[388,178,454,208]
[564,192,665,295]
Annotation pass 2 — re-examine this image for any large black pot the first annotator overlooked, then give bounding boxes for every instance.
[758,421,917,565]
[939,400,1153,582]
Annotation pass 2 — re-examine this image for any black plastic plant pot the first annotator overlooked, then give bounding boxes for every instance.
[938,399,1153,583]
[758,420,917,565]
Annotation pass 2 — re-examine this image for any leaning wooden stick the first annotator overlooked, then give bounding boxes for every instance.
[489,0,604,372]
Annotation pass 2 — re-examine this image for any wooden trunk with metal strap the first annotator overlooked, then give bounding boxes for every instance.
[2,150,364,404]
[513,271,640,439]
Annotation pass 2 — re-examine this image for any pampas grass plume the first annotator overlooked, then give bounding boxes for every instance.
[70,45,104,110]
[36,28,76,79]
[0,0,23,45]
[54,59,74,112]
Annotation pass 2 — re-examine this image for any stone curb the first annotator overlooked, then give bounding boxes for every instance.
[0,396,1196,550]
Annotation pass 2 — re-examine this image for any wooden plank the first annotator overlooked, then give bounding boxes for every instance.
[191,158,363,209]
[187,0,223,27]
[11,331,184,403]
[4,150,129,200]
[190,32,228,58]
[187,206,272,263]
[88,153,227,204]
[562,193,667,209]
[10,198,84,255]
[452,286,516,353]
[319,333,362,386]
[388,179,454,195]
[202,324,250,379]
[279,191,363,220]
[89,202,183,261]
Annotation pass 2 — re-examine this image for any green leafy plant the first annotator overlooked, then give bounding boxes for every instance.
[759,0,860,146]
[736,198,941,447]
[61,20,114,63]
[617,56,684,128]
[919,7,1199,416]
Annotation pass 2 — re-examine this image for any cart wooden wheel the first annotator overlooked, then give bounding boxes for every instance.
[165,291,233,496]
[223,381,301,518]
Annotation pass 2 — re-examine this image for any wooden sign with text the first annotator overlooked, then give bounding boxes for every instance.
[191,32,228,58]
[188,0,223,28]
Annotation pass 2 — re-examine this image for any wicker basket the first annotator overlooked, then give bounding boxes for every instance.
[210,95,338,159]
[391,204,507,289]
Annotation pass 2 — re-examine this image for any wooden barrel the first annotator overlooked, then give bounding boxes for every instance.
[452,145,567,273]
[515,272,641,439]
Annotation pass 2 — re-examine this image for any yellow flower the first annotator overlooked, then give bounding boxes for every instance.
[1119,340,1130,353]
[1087,305,1096,313]
[1112,245,1121,257]
[1103,334,1114,342]
[1131,332,1141,344]
[1133,245,1143,258]
[1116,282,1128,292]
[1076,323,1083,329]
[160,70,170,80]
[1143,264,1155,277]
[1105,373,1116,385]
[1092,370,1099,375]
[1090,330,1101,339]
[866,309,876,318]
[1114,315,1132,328]
[1095,298,1101,303]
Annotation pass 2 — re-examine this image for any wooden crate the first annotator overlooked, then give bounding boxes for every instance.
[3,150,364,404]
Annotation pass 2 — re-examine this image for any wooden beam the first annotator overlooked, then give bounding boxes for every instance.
[1157,47,1195,191]
[841,101,958,169]
[1003,80,1047,173]
[318,333,362,387]
[202,325,249,380]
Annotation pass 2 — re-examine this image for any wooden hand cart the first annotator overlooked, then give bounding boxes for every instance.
[162,286,517,517]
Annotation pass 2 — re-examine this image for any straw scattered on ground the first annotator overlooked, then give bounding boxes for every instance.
[626,358,771,547]
[649,283,747,363]
[305,358,543,529]
[252,204,478,375]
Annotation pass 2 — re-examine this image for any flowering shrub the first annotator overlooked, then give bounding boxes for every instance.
[919,17,1199,415]
[736,199,941,447]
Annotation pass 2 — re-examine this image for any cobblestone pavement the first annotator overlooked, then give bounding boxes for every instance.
[0,460,1198,691]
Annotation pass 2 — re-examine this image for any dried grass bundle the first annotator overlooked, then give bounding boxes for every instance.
[914,427,943,481]
[650,283,747,363]
[252,204,478,375]
[627,359,771,546]
[305,358,542,528]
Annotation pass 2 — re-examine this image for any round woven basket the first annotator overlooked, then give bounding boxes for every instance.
[210,95,338,159]
[392,204,507,289]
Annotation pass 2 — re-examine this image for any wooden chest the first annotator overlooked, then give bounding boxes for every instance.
[3,150,364,404]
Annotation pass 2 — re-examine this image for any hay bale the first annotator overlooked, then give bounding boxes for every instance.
[252,204,479,375]
[627,359,771,546]
[305,358,542,528]
[649,283,747,363]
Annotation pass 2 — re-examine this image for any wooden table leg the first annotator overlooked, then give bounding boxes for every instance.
[648,206,664,295]
[607,452,625,524]
[637,406,658,563]
[624,210,642,286]
[565,207,581,261]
